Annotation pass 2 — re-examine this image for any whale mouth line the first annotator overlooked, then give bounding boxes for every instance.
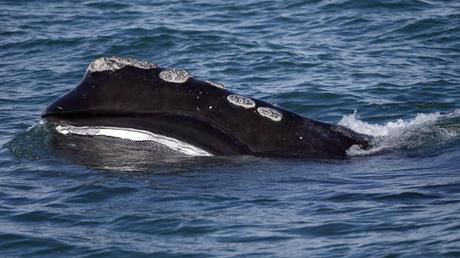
[54,124,213,157]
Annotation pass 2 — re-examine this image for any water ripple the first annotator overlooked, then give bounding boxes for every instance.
[1,0,460,257]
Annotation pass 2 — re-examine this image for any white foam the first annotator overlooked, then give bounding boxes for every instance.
[55,125,212,157]
[338,110,460,156]
[87,56,156,72]
[257,107,283,122]
[227,94,255,109]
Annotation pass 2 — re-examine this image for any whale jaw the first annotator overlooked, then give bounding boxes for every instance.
[54,124,212,157]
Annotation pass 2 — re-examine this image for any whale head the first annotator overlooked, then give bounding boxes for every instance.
[43,56,372,159]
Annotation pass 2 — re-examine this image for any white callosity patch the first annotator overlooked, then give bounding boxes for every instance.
[205,80,225,89]
[257,107,283,122]
[159,69,190,83]
[87,56,156,72]
[227,94,255,109]
[55,125,212,156]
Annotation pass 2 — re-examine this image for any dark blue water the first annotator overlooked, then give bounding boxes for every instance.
[1,0,460,257]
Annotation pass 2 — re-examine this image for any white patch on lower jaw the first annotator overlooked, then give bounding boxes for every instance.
[55,125,212,157]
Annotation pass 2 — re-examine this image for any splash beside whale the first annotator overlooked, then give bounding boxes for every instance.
[42,56,372,159]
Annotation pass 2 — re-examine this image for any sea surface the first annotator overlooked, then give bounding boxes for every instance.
[1,0,460,257]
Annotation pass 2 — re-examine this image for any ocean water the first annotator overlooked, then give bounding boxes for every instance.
[1,0,460,257]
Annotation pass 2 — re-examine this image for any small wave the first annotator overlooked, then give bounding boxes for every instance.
[4,120,54,160]
[374,192,439,201]
[339,110,460,156]
[319,0,433,11]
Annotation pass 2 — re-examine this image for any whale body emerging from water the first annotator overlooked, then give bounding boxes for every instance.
[42,56,371,159]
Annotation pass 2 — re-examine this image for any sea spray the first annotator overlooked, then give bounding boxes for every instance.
[339,110,460,156]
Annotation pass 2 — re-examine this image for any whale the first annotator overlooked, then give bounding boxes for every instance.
[42,56,372,159]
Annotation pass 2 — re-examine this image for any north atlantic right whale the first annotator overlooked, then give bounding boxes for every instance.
[42,56,372,159]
